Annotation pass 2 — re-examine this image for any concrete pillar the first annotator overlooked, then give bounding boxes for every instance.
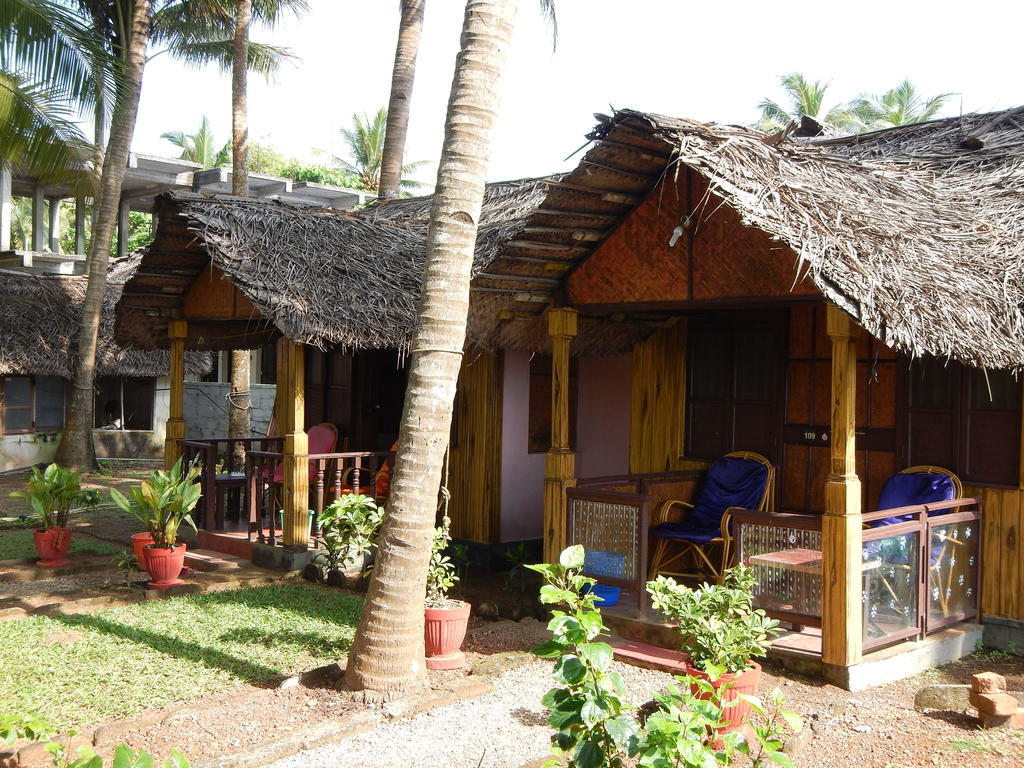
[31,184,44,251]
[47,198,62,252]
[74,198,86,255]
[0,163,11,251]
[543,307,578,562]
[117,198,130,256]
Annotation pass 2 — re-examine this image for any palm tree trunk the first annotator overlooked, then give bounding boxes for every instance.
[55,0,154,470]
[378,0,425,200]
[228,0,252,454]
[344,0,517,697]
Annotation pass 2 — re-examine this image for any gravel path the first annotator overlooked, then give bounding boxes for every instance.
[0,566,125,597]
[269,660,672,768]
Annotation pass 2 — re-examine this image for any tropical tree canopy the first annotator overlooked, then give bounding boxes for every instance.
[757,73,857,132]
[160,115,231,166]
[846,79,953,131]
[330,107,428,194]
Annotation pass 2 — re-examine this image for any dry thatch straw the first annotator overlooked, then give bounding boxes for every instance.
[116,178,559,353]
[600,108,1024,369]
[0,258,210,377]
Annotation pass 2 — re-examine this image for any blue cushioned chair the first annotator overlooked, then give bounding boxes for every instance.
[648,451,774,583]
[869,465,964,617]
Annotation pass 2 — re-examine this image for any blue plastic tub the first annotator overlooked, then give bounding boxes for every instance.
[589,583,621,606]
[585,550,626,578]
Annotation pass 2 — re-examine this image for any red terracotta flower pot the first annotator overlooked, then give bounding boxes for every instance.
[131,533,154,566]
[33,526,73,568]
[142,542,188,590]
[686,659,762,732]
[424,601,471,670]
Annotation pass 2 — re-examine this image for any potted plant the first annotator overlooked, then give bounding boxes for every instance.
[424,517,471,670]
[9,463,97,568]
[646,564,781,732]
[110,459,202,590]
[314,494,385,586]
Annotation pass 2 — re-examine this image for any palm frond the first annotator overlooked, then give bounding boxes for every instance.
[166,38,293,77]
[0,70,91,187]
[537,0,557,50]
[0,0,116,115]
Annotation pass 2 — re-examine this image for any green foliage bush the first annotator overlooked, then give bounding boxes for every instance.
[109,459,201,547]
[9,464,99,530]
[531,548,800,768]
[647,564,781,677]
[426,518,459,606]
[315,494,384,573]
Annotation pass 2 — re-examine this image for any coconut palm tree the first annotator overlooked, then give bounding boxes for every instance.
[56,0,154,470]
[378,0,425,201]
[160,116,231,167]
[332,108,428,195]
[344,0,556,697]
[757,72,857,133]
[846,80,952,131]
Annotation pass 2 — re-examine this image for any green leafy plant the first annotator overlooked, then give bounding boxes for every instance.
[637,682,801,768]
[9,464,97,530]
[504,541,531,594]
[426,517,459,607]
[1,715,188,768]
[108,459,202,548]
[110,550,138,588]
[528,549,799,768]
[316,494,385,573]
[528,545,641,767]
[647,564,781,677]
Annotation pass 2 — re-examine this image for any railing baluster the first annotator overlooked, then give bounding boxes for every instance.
[353,457,361,495]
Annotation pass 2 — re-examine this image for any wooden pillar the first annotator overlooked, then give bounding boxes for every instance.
[543,308,578,563]
[0,163,11,251]
[822,303,863,667]
[278,338,308,549]
[31,184,44,251]
[164,320,188,469]
[74,198,86,255]
[47,198,61,252]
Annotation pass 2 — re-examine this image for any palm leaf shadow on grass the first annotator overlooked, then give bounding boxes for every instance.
[224,626,352,659]
[52,611,287,684]
[189,584,363,628]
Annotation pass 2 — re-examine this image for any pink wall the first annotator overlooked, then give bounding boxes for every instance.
[576,354,631,478]
[499,351,546,542]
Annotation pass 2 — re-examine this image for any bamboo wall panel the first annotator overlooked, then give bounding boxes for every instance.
[629,324,691,474]
[970,484,1024,620]
[448,352,503,544]
[568,170,818,308]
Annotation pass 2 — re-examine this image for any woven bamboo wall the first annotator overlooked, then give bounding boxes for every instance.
[628,323,707,474]
[448,351,503,543]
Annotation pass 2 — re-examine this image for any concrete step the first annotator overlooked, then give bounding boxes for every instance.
[184,549,245,572]
[611,638,689,674]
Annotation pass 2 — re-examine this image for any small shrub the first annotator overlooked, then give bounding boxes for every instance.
[315,494,384,575]
[647,564,781,677]
[426,518,460,607]
[109,459,201,548]
[9,464,98,530]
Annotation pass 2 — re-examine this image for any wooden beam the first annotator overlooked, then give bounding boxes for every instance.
[591,138,673,163]
[504,240,592,253]
[580,159,657,184]
[822,303,863,668]
[278,338,309,549]
[476,272,561,286]
[534,207,618,223]
[164,319,188,469]
[523,226,607,242]
[543,308,578,562]
[544,180,642,205]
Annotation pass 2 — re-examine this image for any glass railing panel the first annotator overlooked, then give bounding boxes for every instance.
[927,519,979,626]
[738,522,823,619]
[862,531,920,645]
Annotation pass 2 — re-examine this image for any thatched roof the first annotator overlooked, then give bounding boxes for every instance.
[115,178,581,352]
[118,107,1024,366]
[0,260,211,378]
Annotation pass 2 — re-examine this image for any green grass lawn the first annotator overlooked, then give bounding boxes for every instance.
[0,584,362,730]
[0,529,123,561]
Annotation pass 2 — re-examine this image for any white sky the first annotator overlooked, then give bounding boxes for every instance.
[131,0,1024,187]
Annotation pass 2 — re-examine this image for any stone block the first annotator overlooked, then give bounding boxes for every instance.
[970,691,1018,716]
[914,684,970,711]
[981,709,1024,729]
[972,672,1007,694]
[251,542,314,572]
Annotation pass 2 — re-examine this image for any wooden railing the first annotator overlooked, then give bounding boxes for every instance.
[180,437,283,530]
[243,449,393,546]
[732,497,983,653]
[565,471,705,618]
